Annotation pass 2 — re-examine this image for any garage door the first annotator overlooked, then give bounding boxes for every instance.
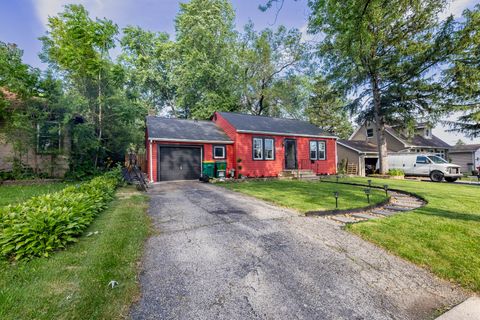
[158,146,201,181]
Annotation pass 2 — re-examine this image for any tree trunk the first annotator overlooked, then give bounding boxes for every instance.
[95,70,103,169]
[371,75,389,174]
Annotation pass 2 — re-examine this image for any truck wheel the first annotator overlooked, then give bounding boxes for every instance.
[445,177,457,183]
[430,171,444,182]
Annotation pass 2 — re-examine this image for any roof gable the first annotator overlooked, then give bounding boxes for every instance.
[146,116,232,142]
[217,112,334,138]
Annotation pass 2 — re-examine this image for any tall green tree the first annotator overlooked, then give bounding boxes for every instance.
[443,5,480,138]
[238,23,310,116]
[174,0,239,119]
[308,0,455,173]
[0,42,39,117]
[40,4,119,167]
[119,26,177,116]
[306,77,353,139]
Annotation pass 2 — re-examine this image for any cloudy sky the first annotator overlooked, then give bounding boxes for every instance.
[1,0,479,144]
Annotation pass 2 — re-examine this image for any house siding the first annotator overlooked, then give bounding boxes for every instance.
[337,144,363,175]
[449,152,475,174]
[351,124,406,151]
[232,132,336,177]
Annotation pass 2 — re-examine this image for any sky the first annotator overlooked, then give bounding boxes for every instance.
[1,0,480,144]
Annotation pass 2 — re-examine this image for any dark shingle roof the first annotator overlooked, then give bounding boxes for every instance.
[409,134,451,149]
[146,116,232,142]
[449,144,480,153]
[217,112,334,137]
[338,140,379,153]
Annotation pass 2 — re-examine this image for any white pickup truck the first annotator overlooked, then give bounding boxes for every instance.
[388,154,462,182]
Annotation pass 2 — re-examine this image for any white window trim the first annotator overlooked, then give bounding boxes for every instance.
[253,138,263,160]
[309,141,318,160]
[213,145,225,159]
[264,138,274,160]
[318,141,326,160]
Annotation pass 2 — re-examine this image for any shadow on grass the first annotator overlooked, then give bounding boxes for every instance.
[418,207,480,223]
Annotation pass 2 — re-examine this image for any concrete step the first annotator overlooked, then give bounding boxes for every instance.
[372,210,397,216]
[392,203,422,208]
[330,216,357,224]
[383,205,412,212]
[351,213,378,220]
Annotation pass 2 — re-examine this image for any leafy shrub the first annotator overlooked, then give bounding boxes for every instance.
[0,168,122,260]
[387,169,405,176]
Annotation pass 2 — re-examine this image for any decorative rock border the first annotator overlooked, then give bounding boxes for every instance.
[323,190,426,224]
[307,181,427,225]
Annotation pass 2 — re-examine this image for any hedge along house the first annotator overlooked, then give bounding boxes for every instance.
[146,112,338,182]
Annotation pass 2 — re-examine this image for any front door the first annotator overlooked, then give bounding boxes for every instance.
[284,139,297,169]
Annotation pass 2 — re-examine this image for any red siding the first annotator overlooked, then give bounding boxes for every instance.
[147,140,234,182]
[234,133,336,177]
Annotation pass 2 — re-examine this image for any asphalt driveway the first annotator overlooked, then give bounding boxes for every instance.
[130,181,466,320]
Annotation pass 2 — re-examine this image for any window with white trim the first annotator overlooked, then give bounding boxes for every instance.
[264,138,274,160]
[318,141,326,160]
[309,141,317,160]
[213,145,225,159]
[309,140,327,160]
[253,138,263,160]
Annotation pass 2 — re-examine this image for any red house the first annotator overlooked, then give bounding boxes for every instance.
[146,112,337,182]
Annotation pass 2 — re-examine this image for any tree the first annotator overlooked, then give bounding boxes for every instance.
[0,42,39,117]
[40,4,119,167]
[308,0,455,173]
[174,0,240,119]
[119,26,177,116]
[306,77,353,139]
[455,139,466,146]
[238,22,310,116]
[442,5,480,138]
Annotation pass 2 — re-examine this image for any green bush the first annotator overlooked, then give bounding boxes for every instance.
[387,169,405,176]
[0,169,122,260]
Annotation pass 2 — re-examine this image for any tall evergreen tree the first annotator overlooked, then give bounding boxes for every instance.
[306,77,353,139]
[443,5,480,138]
[308,0,455,173]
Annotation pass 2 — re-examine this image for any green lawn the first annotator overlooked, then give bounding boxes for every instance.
[0,187,150,320]
[322,176,479,292]
[219,179,387,213]
[0,182,69,207]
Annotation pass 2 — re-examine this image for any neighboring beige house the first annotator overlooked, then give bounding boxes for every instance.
[0,89,70,178]
[337,121,452,176]
[448,144,480,175]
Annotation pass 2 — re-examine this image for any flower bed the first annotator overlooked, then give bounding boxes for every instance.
[0,169,122,260]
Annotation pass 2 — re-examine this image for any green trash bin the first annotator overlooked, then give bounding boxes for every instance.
[215,161,227,178]
[202,161,215,178]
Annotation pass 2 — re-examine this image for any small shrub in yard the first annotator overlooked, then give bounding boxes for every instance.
[388,169,404,176]
[0,169,122,261]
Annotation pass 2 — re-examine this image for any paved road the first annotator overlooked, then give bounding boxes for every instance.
[130,182,466,320]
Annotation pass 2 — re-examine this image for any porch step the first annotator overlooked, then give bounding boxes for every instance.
[279,170,316,180]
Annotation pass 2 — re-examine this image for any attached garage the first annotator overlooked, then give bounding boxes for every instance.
[158,146,202,181]
[146,117,234,182]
